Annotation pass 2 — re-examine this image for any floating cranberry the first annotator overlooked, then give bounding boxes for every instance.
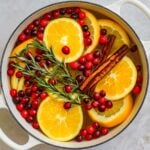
[82,25,89,32]
[46,60,52,66]
[98,97,106,105]
[92,122,100,129]
[32,99,39,109]
[78,19,84,26]
[24,28,31,35]
[33,19,40,26]
[100,29,107,35]
[42,13,52,20]
[40,19,48,27]
[37,32,43,40]
[93,92,100,100]
[85,103,92,110]
[8,61,15,69]
[18,90,25,97]
[16,104,24,112]
[66,7,73,14]
[100,127,109,135]
[73,7,81,14]
[76,75,84,83]
[78,65,85,71]
[24,75,32,80]
[28,23,34,30]
[91,101,99,108]
[21,110,28,119]
[25,88,32,96]
[24,103,32,110]
[86,125,95,134]
[99,36,107,45]
[75,135,83,142]
[64,102,71,109]
[83,70,91,77]
[26,115,34,123]
[62,46,70,54]
[80,129,87,137]
[32,121,39,129]
[83,31,90,38]
[137,76,142,84]
[10,89,17,97]
[85,53,94,61]
[35,70,42,77]
[38,27,45,33]
[70,61,79,70]
[29,109,37,117]
[21,97,30,105]
[79,11,86,19]
[59,8,66,15]
[48,79,57,85]
[98,104,106,112]
[84,38,92,46]
[52,10,60,18]
[132,85,141,94]
[39,61,46,67]
[31,93,39,99]
[93,50,101,58]
[18,33,26,42]
[105,100,113,109]
[40,92,48,100]
[136,65,141,72]
[92,58,99,65]
[83,98,90,104]
[31,85,38,92]
[64,85,72,93]
[13,96,21,104]
[100,90,106,97]
[93,130,101,138]
[24,80,31,87]
[85,62,93,70]
[35,55,42,62]
[85,134,93,141]
[31,29,38,36]
[78,56,86,64]
[16,71,23,78]
[71,13,78,19]
[7,68,15,76]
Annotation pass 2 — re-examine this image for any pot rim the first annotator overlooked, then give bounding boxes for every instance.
[0,1,149,149]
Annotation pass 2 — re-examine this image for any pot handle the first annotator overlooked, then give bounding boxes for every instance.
[0,94,42,150]
[107,0,150,56]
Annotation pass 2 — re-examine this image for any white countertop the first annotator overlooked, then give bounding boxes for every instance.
[0,0,150,150]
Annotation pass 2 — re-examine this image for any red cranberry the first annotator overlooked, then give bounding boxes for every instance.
[70,61,79,70]
[48,79,57,85]
[66,7,73,14]
[24,28,31,35]
[52,10,60,18]
[132,85,141,94]
[93,130,101,138]
[136,65,141,72]
[35,55,42,62]
[32,121,39,129]
[85,62,93,70]
[35,70,42,77]
[76,75,84,83]
[86,125,95,134]
[100,90,106,97]
[137,76,142,84]
[85,134,93,141]
[32,99,39,109]
[64,85,72,93]
[26,115,34,123]
[16,104,24,112]
[40,92,48,100]
[40,19,48,27]
[33,19,40,26]
[7,68,15,76]
[29,109,37,117]
[8,61,15,69]
[79,11,86,19]
[62,46,70,54]
[100,29,107,35]
[80,129,87,137]
[105,100,113,109]
[24,75,32,80]
[13,96,21,104]
[27,23,34,30]
[25,88,32,96]
[21,97,30,105]
[63,102,71,109]
[10,89,17,97]
[83,31,90,38]
[92,58,99,65]
[78,65,85,71]
[99,36,108,45]
[78,19,84,26]
[18,33,26,42]
[31,29,38,36]
[85,103,92,110]
[83,98,90,104]
[82,25,89,32]
[31,85,38,92]
[98,97,106,105]
[39,61,46,67]
[98,104,106,112]
[37,32,43,40]
[73,7,81,14]
[24,103,32,110]
[38,27,45,32]
[78,56,86,64]
[31,93,39,99]
[42,13,52,20]
[24,80,31,87]
[46,60,52,66]
[93,50,101,58]
[91,101,99,108]
[71,13,79,19]
[59,8,66,15]
[84,38,92,46]
[101,127,109,135]
[92,122,100,129]
[85,53,94,61]
[75,135,83,142]
[83,70,91,77]
[16,71,23,78]
[93,92,101,100]
[18,90,25,97]
[21,110,28,119]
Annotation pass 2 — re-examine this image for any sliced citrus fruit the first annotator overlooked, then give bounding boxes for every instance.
[98,19,130,53]
[88,94,133,127]
[82,9,99,54]
[43,18,84,63]
[95,56,137,100]
[37,96,83,141]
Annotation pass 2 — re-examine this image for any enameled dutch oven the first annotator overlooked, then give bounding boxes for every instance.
[0,0,150,149]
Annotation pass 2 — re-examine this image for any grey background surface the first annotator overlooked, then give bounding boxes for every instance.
[0,0,150,150]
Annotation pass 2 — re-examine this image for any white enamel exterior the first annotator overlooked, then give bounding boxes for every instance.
[0,0,150,149]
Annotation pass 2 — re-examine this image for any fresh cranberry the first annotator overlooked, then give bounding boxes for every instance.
[93,92,101,100]
[79,11,86,19]
[73,7,81,14]
[85,103,92,110]
[7,68,15,76]
[100,29,107,35]
[86,125,95,134]
[136,65,141,72]
[78,65,85,71]
[24,28,31,35]
[8,61,15,69]
[25,88,32,96]
[32,121,39,129]
[27,23,34,30]
[78,56,86,64]
[93,130,101,138]
[100,90,106,97]
[137,76,143,84]
[33,19,40,26]
[80,129,87,137]
[99,36,108,45]
[38,27,45,32]
[35,70,42,77]
[75,135,83,142]
[18,90,25,97]
[84,38,92,46]
[21,110,28,119]
[40,19,48,27]
[40,92,48,100]
[82,25,89,32]
[62,46,70,54]
[24,103,32,110]
[31,85,38,92]
[76,75,84,83]
[13,96,21,104]
[59,8,66,15]
[132,85,141,94]
[25,51,32,59]
[31,29,37,36]
[92,58,99,65]
[63,102,71,109]
[31,93,39,99]
[91,101,99,108]
[71,13,79,19]
[52,10,60,18]
[70,61,79,70]
[78,19,84,26]
[83,70,91,77]
[93,50,101,58]
[101,127,109,135]
[16,71,23,78]
[16,104,24,112]
[83,98,90,104]
[105,100,113,109]
[64,85,72,93]
[37,32,43,40]
[26,116,34,123]
[83,31,90,38]
[98,104,106,112]
[32,99,39,109]
[85,134,93,141]
[24,75,32,80]
[39,61,46,67]
[10,89,17,97]
[92,122,100,129]
[42,13,52,20]
[24,80,31,87]
[46,60,52,66]
[29,109,37,117]
[21,97,30,105]
[35,55,42,62]
[98,97,106,105]
[18,33,26,42]
[85,53,94,61]
[48,79,57,85]
[85,62,93,70]
[66,7,73,14]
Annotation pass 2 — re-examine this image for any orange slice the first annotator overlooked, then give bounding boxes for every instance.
[95,56,137,100]
[43,18,84,63]
[88,94,133,127]
[37,95,83,141]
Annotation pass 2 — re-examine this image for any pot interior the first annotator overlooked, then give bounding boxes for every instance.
[1,1,148,149]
